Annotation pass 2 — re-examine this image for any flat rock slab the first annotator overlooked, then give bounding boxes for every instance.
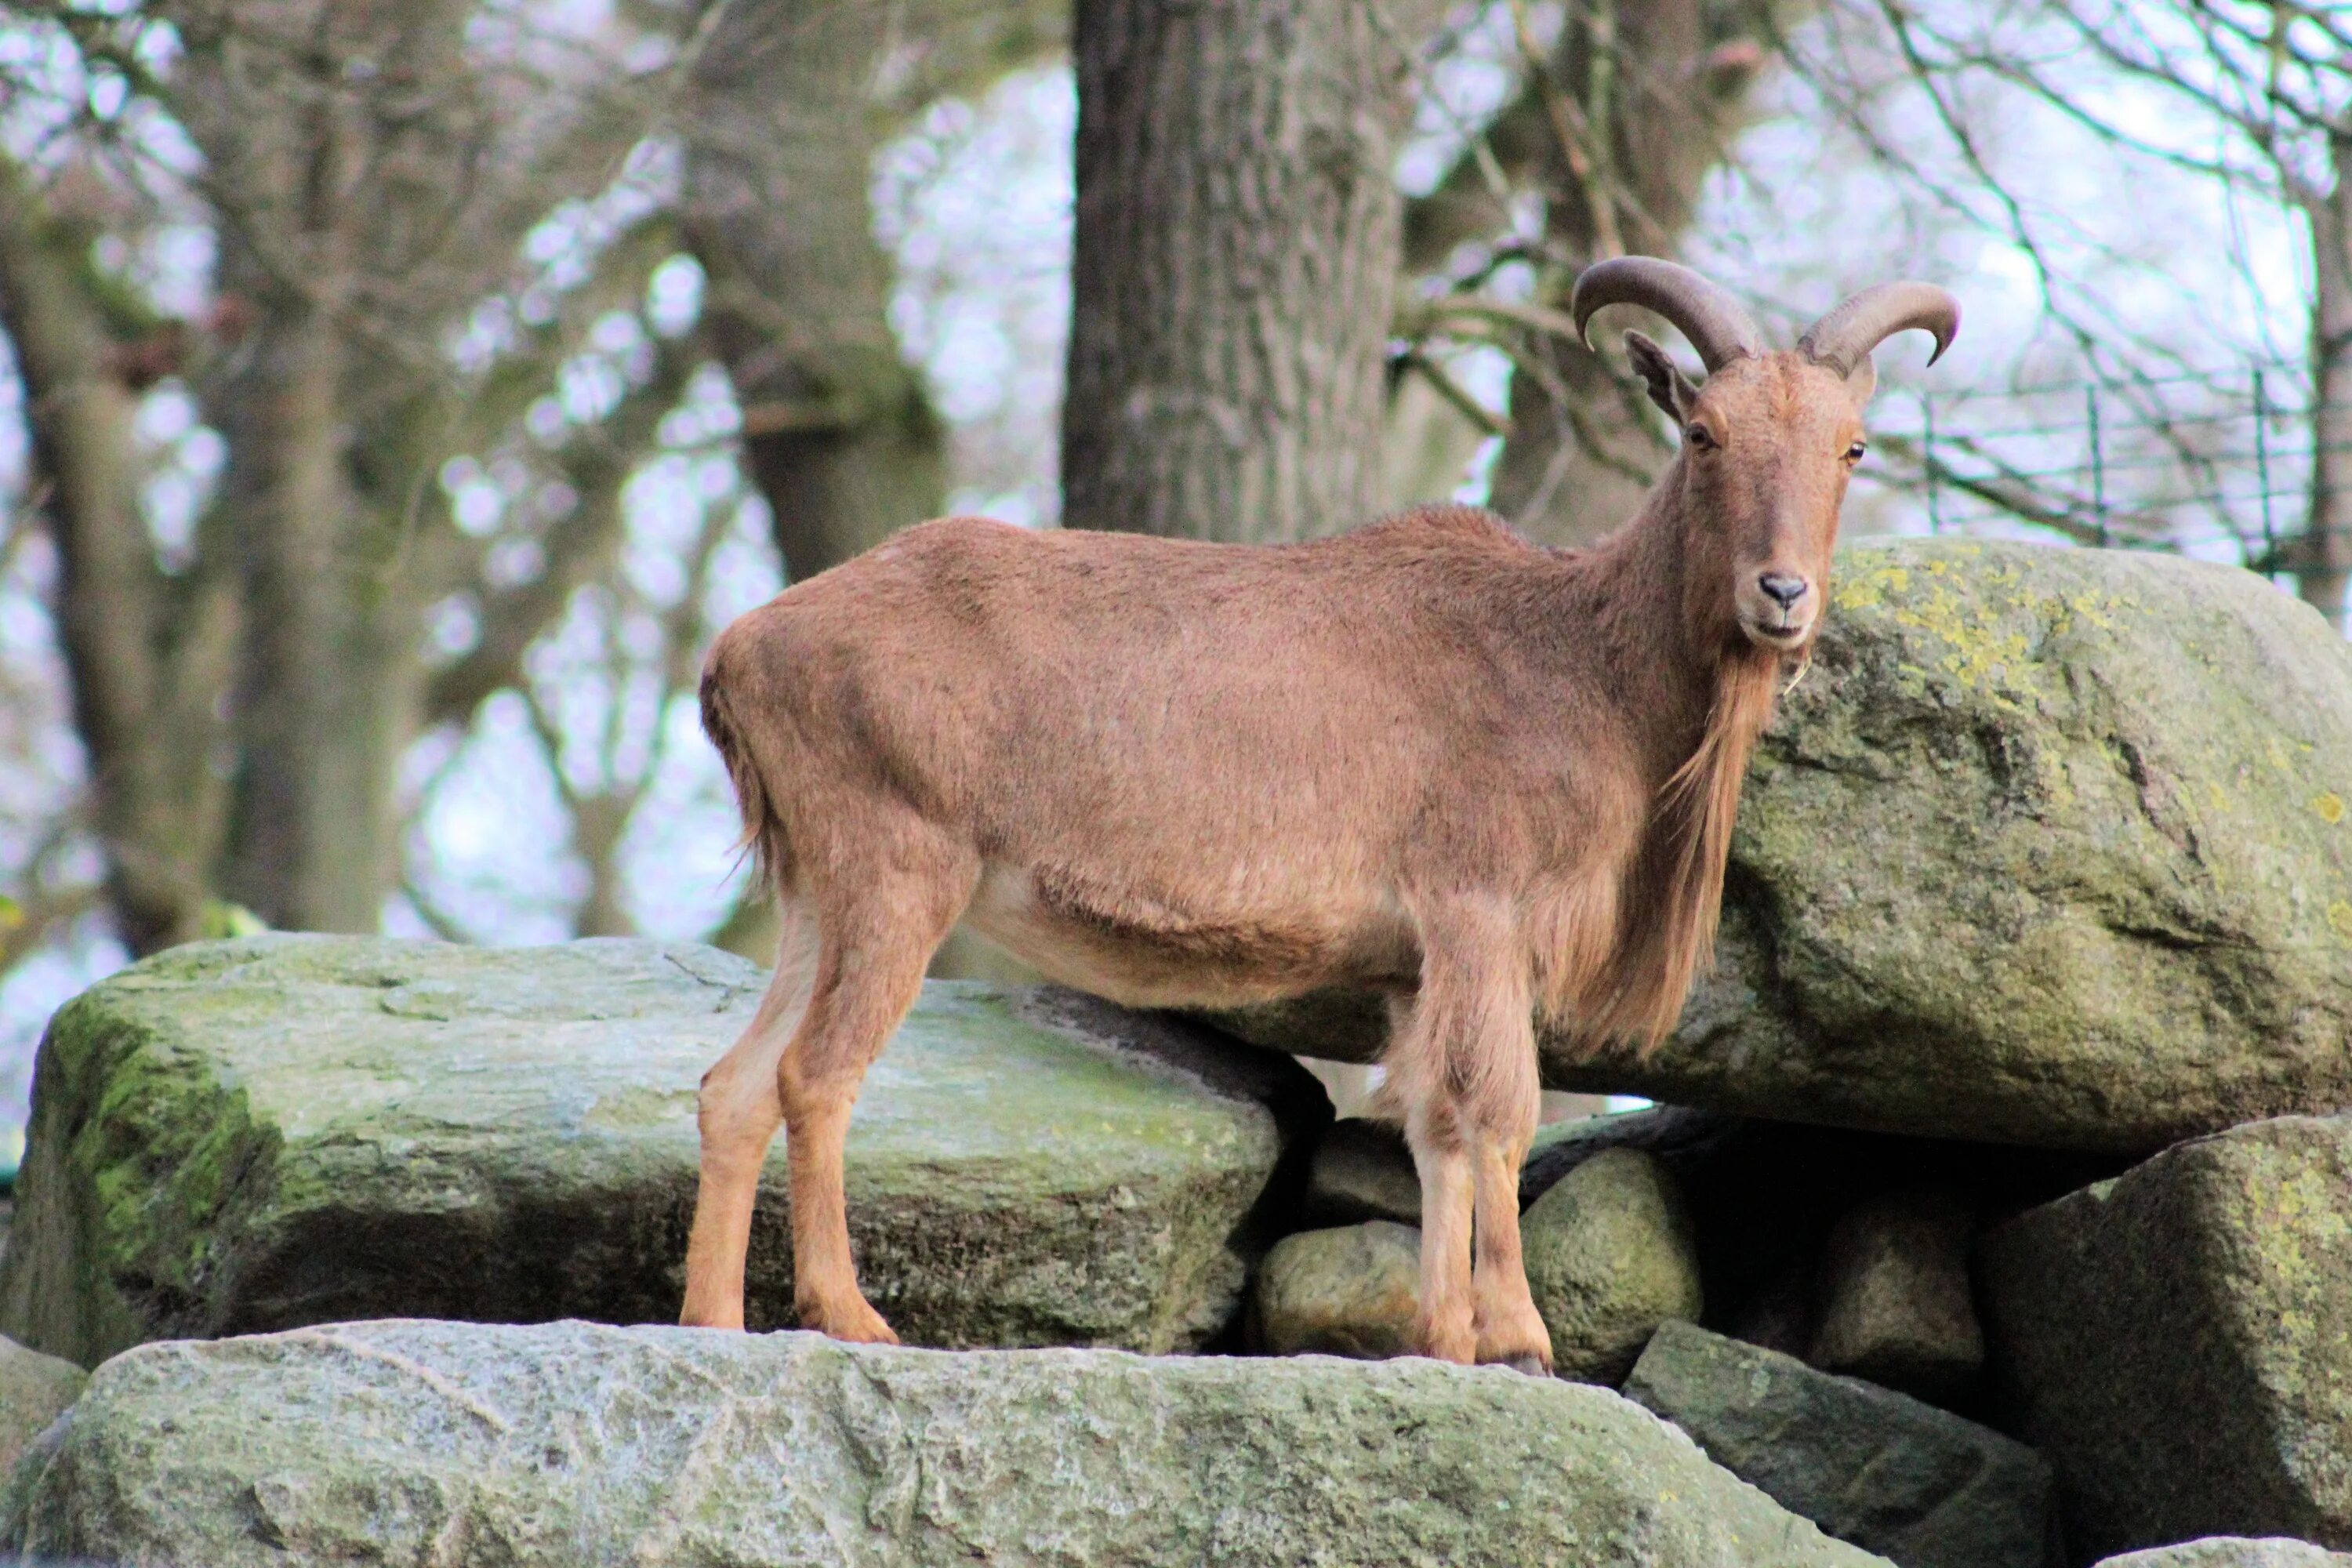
[2096,1544,2352,1568]
[1980,1116,2352,1561]
[1624,1320,2058,1568]
[0,935,1325,1367]
[1221,539,2352,1152]
[0,1318,1893,1567]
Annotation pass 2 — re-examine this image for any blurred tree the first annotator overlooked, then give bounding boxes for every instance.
[1386,1,1790,542]
[670,0,1065,968]
[681,0,1064,584]
[1779,0,2351,626]
[0,2,688,950]
[1060,0,1451,542]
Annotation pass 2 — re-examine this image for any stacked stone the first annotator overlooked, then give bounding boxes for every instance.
[2,537,2350,1567]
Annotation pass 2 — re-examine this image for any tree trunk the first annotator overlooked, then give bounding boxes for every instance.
[682,0,948,585]
[212,285,422,933]
[1062,0,1443,543]
[0,162,237,953]
[2297,130,2352,631]
[1483,0,1776,546]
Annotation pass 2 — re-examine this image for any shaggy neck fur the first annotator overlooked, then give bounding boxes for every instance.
[1569,460,1786,1053]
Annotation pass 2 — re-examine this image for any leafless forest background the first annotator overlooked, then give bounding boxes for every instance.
[0,0,2345,1155]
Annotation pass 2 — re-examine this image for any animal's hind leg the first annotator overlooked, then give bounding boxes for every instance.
[782,837,977,1344]
[681,898,820,1330]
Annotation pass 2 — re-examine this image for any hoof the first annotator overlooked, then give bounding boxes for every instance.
[1499,1352,1550,1377]
[804,1298,900,1345]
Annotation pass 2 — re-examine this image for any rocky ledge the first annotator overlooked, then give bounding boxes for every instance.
[0,935,1327,1367]
[2,1318,1892,1567]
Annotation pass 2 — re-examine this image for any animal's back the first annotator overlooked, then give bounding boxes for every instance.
[705,507,1618,1004]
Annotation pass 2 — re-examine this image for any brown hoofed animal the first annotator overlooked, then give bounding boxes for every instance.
[682,257,1959,1370]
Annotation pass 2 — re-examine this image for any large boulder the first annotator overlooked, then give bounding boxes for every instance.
[0,935,1327,1367]
[1978,1116,2352,1561]
[0,1334,83,1479]
[1624,1319,2059,1568]
[1521,1146,1702,1383]
[1219,539,2352,1152]
[1,1318,1895,1566]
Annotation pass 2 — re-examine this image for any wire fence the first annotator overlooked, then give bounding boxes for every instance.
[1857,359,2341,570]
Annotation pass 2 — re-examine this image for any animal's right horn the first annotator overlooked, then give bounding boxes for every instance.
[1798,281,1961,376]
[1570,257,1764,372]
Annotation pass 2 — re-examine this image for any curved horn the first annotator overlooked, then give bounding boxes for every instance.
[1570,257,1765,372]
[1798,281,1961,376]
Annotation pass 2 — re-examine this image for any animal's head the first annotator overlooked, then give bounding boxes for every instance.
[1573,259,1960,655]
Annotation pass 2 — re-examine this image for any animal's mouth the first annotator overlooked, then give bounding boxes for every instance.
[1742,616,1810,646]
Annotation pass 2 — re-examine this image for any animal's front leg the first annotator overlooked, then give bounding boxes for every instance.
[1467,972,1549,1373]
[1392,901,1537,1367]
[1471,1133,1552,1374]
[1404,1113,1478,1364]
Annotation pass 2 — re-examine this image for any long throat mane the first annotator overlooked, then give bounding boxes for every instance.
[1581,496,1786,1054]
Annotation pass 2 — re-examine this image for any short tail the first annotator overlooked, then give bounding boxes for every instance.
[700,662,790,897]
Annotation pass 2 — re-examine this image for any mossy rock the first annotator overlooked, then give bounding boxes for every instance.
[0,935,1327,1367]
[1253,1219,1420,1357]
[1220,539,2352,1153]
[1979,1115,2352,1560]
[1521,1146,1702,1383]
[0,1318,1895,1566]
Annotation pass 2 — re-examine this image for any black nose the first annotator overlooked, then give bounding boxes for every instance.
[1759,572,1807,609]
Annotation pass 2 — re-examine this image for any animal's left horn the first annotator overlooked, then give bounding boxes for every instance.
[1570,257,1764,372]
[1798,281,1961,376]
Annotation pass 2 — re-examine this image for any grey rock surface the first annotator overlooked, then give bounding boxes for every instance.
[1300,1116,1421,1226]
[0,935,1327,1367]
[0,1334,83,1479]
[1624,1319,2059,1568]
[1809,1185,1984,1403]
[1252,1219,1421,1357]
[2,1318,1895,1566]
[1979,1116,2352,1562]
[1218,539,2352,1152]
[1522,1146,1703,1383]
[2095,1543,2352,1567]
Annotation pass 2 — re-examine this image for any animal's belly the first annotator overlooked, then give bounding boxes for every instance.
[962,861,1410,1011]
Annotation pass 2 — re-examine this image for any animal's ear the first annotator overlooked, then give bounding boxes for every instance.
[1844,351,1878,405]
[1624,330,1700,421]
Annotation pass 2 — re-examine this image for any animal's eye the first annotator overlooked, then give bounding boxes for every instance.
[1685,424,1715,450]
[1845,440,1867,462]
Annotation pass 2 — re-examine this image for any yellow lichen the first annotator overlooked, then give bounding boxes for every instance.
[1835,564,1907,612]
[2329,901,2352,943]
[2317,792,2347,825]
[1884,582,2040,706]
[2067,593,2119,632]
